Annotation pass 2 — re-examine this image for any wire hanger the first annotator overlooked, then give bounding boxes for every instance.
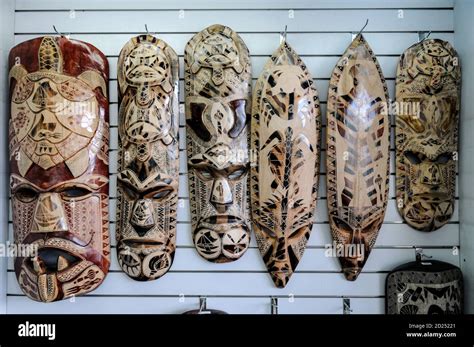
[352,19,369,41]
[144,24,157,36]
[52,25,70,39]
[280,25,288,45]
[418,31,432,43]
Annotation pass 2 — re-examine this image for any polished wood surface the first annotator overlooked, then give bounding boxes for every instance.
[395,39,460,232]
[251,41,321,288]
[184,24,252,263]
[326,34,390,281]
[116,34,179,280]
[9,36,110,302]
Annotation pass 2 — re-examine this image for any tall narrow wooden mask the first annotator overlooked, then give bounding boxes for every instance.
[185,24,252,263]
[396,39,460,231]
[9,36,110,302]
[116,35,179,280]
[326,34,390,281]
[251,42,321,287]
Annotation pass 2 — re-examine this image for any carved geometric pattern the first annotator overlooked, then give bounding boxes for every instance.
[395,39,460,231]
[251,41,321,288]
[9,36,110,302]
[386,261,463,314]
[116,34,179,281]
[326,34,390,281]
[185,24,252,263]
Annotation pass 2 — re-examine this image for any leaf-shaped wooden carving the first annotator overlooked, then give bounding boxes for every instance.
[326,34,390,281]
[251,42,321,288]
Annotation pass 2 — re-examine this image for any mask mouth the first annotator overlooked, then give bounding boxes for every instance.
[27,247,81,274]
[120,239,165,249]
[199,215,246,226]
[410,192,451,202]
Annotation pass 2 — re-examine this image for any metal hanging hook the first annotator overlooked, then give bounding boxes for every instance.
[271,297,279,315]
[53,25,70,39]
[415,247,433,263]
[280,25,288,45]
[144,24,157,36]
[343,297,352,315]
[198,296,207,313]
[418,31,432,43]
[352,19,369,41]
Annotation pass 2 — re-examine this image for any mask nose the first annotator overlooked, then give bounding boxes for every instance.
[350,228,362,246]
[421,163,441,186]
[210,178,233,212]
[130,199,155,237]
[31,193,68,233]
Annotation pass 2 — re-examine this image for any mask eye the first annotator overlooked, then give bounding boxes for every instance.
[332,217,353,232]
[147,189,173,200]
[258,223,276,239]
[228,167,246,180]
[121,185,139,200]
[197,167,213,180]
[436,152,452,164]
[60,187,91,198]
[404,151,424,165]
[15,187,38,203]
[289,226,308,240]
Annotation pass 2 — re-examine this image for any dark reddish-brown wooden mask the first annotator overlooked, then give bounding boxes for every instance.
[9,36,110,302]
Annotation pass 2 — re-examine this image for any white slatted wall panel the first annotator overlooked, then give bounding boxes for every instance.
[6,0,459,314]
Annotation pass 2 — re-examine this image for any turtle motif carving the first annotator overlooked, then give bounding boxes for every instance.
[395,39,460,231]
[185,24,252,263]
[116,34,179,280]
[9,36,109,302]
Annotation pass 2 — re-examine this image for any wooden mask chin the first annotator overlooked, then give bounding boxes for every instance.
[116,35,179,280]
[9,36,110,302]
[396,39,460,232]
[185,24,252,263]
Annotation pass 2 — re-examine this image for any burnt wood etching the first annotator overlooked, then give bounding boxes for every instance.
[326,34,390,281]
[251,42,321,288]
[9,36,110,302]
[386,260,463,314]
[395,39,460,232]
[116,35,179,280]
[185,24,252,263]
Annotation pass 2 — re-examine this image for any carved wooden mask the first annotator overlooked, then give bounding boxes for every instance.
[386,260,463,314]
[185,24,251,263]
[326,34,390,281]
[396,39,460,231]
[116,35,179,280]
[251,42,321,287]
[9,36,110,302]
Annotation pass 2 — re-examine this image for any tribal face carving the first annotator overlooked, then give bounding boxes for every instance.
[396,39,460,231]
[117,35,179,280]
[326,34,390,281]
[185,25,251,263]
[251,42,321,287]
[9,36,110,302]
